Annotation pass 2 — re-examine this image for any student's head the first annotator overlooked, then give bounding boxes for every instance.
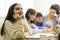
[25,8,36,22]
[49,4,59,16]
[1,3,23,36]
[36,12,43,23]
[6,3,23,22]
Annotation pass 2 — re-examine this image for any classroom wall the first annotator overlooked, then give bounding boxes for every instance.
[33,0,60,16]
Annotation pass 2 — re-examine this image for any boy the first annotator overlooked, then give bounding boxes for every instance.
[34,12,46,29]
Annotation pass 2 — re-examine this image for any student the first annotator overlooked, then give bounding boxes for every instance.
[25,8,39,34]
[44,4,59,28]
[34,12,46,29]
[1,3,32,40]
[43,4,59,33]
[50,4,60,39]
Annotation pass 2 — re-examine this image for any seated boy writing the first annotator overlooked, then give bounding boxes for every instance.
[34,12,46,29]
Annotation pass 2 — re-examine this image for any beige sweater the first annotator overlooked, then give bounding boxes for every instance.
[2,19,32,40]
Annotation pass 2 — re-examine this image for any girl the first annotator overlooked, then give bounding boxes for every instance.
[1,3,32,40]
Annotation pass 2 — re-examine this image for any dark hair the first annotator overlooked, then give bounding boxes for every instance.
[58,5,60,17]
[50,4,59,15]
[1,3,18,36]
[25,8,36,20]
[36,12,43,18]
[58,33,60,40]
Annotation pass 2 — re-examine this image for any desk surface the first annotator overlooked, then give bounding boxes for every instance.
[25,33,54,38]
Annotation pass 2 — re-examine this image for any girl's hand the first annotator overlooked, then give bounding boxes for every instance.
[54,34,58,38]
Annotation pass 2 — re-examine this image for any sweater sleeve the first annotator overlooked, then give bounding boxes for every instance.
[23,20,32,36]
[4,20,24,39]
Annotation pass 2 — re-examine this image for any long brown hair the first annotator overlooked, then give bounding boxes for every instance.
[1,3,18,36]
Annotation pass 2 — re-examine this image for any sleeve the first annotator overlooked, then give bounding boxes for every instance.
[54,16,60,27]
[5,20,24,39]
[31,24,40,33]
[55,28,60,34]
[23,20,32,36]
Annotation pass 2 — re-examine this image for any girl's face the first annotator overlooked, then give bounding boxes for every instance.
[29,13,36,21]
[49,9,56,16]
[13,4,23,20]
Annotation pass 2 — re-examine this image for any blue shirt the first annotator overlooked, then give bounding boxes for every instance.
[34,20,46,29]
